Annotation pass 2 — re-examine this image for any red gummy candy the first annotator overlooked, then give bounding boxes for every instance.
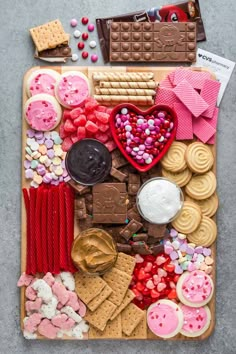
[63,109,71,121]
[62,137,73,152]
[95,111,110,124]
[150,289,160,299]
[95,132,108,143]
[96,105,107,113]
[84,97,98,112]
[167,289,177,299]
[77,126,86,140]
[85,121,98,133]
[64,119,76,133]
[87,113,96,123]
[97,122,109,132]
[59,124,69,139]
[106,108,112,115]
[105,140,116,152]
[74,114,87,127]
[70,107,84,120]
[71,133,78,144]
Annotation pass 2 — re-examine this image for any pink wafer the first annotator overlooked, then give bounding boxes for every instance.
[193,117,216,143]
[168,70,176,84]
[206,107,219,144]
[173,80,209,118]
[201,79,221,118]
[155,87,180,107]
[160,76,174,89]
[173,69,211,90]
[173,102,193,140]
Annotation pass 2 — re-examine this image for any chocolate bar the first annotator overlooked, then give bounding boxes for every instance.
[127,206,141,222]
[150,244,165,256]
[93,183,127,223]
[96,10,149,63]
[110,22,196,63]
[128,174,141,196]
[117,243,132,254]
[110,167,127,182]
[111,149,128,169]
[132,233,148,242]
[120,219,143,241]
[147,0,206,42]
[75,197,87,219]
[132,241,152,255]
[148,223,168,238]
[68,180,90,195]
[35,44,72,63]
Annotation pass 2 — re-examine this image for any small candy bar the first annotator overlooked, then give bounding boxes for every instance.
[127,206,141,222]
[120,219,143,241]
[132,241,152,255]
[117,243,132,254]
[128,174,141,196]
[110,167,128,182]
[68,180,90,195]
[132,233,148,242]
[112,149,129,169]
[150,244,165,256]
[75,197,87,219]
[148,223,167,238]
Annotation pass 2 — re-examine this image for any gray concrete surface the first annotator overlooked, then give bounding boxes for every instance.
[0,0,236,353]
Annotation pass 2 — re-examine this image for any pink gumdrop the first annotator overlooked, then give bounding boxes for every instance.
[91,54,98,63]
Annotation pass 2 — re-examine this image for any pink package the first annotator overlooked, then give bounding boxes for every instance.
[193,117,216,143]
[201,79,221,118]
[206,107,219,144]
[173,80,209,118]
[173,69,211,90]
[155,87,180,107]
[173,102,193,140]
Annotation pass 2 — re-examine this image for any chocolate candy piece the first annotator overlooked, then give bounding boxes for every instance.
[132,241,151,255]
[110,22,196,63]
[66,139,112,186]
[79,215,94,231]
[117,243,132,254]
[75,197,87,219]
[132,233,148,242]
[105,226,127,244]
[127,205,141,222]
[111,149,128,169]
[150,244,165,256]
[93,183,127,223]
[96,10,149,63]
[68,180,90,195]
[120,219,143,240]
[128,174,141,196]
[110,166,127,182]
[37,44,72,58]
[148,223,167,238]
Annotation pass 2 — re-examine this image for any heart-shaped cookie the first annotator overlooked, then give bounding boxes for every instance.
[110,103,177,172]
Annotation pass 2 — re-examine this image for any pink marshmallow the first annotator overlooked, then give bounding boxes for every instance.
[24,313,42,333]
[51,314,75,330]
[25,286,37,301]
[43,272,55,287]
[25,297,42,313]
[52,282,69,305]
[38,319,59,339]
[66,291,80,311]
[78,299,86,317]
[17,272,34,287]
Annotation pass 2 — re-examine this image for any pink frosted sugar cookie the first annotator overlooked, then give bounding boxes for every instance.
[55,71,90,109]
[24,93,62,131]
[176,270,214,307]
[180,304,211,337]
[26,69,60,97]
[147,299,183,339]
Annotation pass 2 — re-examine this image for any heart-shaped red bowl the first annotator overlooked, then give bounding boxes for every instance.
[109,103,178,172]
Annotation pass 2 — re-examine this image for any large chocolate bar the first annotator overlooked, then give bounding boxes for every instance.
[110,22,196,63]
[96,10,149,63]
[35,44,72,63]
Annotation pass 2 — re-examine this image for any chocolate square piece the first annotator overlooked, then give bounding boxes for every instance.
[128,174,141,196]
[68,180,90,195]
[127,206,141,222]
[112,149,128,169]
[75,197,87,219]
[110,22,196,63]
[93,183,127,223]
[132,233,148,242]
[120,219,143,240]
[148,223,167,238]
[110,167,127,182]
[132,241,151,255]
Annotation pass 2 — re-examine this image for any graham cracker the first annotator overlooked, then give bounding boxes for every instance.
[30,19,68,52]
[121,303,145,336]
[114,252,136,275]
[110,290,135,321]
[123,311,147,339]
[103,267,132,306]
[87,284,113,312]
[74,272,106,304]
[89,315,122,339]
[84,300,117,331]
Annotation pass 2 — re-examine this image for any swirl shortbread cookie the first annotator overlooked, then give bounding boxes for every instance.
[185,171,216,200]
[187,216,217,247]
[185,142,214,174]
[162,168,192,187]
[185,193,219,218]
[161,142,187,173]
[172,201,202,234]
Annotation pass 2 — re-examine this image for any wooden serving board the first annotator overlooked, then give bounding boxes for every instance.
[21,66,216,340]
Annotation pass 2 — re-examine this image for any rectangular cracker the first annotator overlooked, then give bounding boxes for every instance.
[123,311,147,339]
[89,315,122,339]
[84,300,117,331]
[114,252,136,275]
[74,272,106,304]
[87,285,113,312]
[30,19,68,52]
[103,267,132,306]
[110,290,135,321]
[121,303,145,336]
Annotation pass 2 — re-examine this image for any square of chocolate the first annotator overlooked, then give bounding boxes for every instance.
[93,183,127,223]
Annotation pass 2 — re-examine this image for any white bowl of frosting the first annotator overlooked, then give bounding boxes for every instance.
[136,177,184,224]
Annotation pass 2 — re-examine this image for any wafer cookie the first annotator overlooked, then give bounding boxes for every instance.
[93,72,154,82]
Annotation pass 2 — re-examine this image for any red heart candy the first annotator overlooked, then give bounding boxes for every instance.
[110,103,177,172]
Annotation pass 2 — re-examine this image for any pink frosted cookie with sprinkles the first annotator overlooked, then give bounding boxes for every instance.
[55,71,90,109]
[176,270,214,307]
[180,304,211,337]
[147,299,183,339]
[24,93,62,131]
[26,69,60,97]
